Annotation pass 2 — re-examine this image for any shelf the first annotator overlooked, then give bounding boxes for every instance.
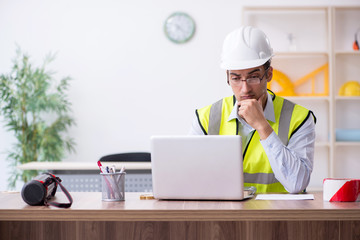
[275,52,329,56]
[335,96,360,101]
[285,96,330,102]
[243,6,328,11]
[335,142,360,147]
[334,53,360,98]
[243,8,328,53]
[244,5,360,187]
[333,7,360,52]
[335,51,360,56]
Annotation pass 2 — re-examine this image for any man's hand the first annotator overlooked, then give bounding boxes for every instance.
[238,92,273,140]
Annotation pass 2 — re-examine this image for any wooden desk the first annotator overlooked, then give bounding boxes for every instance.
[1,192,359,240]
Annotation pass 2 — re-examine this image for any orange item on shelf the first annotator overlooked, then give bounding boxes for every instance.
[338,81,360,96]
[353,40,359,51]
[293,63,329,96]
[270,63,329,97]
[270,69,296,96]
[353,29,360,51]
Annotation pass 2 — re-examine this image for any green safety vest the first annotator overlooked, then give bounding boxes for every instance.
[196,90,316,193]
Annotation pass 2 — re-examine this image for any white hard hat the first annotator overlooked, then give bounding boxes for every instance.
[220,26,274,70]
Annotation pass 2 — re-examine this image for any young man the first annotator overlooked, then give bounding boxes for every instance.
[190,26,316,193]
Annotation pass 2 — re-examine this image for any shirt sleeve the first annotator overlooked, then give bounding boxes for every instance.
[189,114,206,135]
[260,115,316,193]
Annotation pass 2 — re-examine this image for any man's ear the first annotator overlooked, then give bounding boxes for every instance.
[226,70,230,85]
[267,66,273,83]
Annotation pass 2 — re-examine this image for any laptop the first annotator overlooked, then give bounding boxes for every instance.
[150,135,255,200]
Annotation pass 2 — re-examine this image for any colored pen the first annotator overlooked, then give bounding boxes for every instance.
[97,160,114,198]
[97,161,104,173]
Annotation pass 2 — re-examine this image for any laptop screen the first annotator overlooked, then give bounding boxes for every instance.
[150,135,245,200]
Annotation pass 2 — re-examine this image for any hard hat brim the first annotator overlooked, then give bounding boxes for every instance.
[220,56,272,70]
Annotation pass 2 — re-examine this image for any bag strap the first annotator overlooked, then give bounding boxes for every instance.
[44,174,73,208]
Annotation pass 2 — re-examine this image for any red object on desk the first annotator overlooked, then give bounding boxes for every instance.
[330,179,360,202]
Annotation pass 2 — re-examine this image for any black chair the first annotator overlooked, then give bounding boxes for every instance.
[99,152,152,192]
[99,152,151,162]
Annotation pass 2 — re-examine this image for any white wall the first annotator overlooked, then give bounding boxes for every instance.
[1,0,359,191]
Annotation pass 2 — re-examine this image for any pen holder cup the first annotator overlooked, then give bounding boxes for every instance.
[101,172,126,201]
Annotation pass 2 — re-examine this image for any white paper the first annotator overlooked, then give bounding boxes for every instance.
[255,194,314,200]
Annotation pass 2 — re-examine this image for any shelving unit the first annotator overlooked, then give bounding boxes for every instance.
[332,6,360,182]
[243,6,360,190]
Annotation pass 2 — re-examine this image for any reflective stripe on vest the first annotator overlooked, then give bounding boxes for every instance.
[278,99,295,146]
[244,172,278,184]
[208,99,223,135]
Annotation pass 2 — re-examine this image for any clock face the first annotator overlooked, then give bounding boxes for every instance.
[164,12,195,44]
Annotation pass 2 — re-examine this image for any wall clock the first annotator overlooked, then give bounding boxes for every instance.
[164,12,196,44]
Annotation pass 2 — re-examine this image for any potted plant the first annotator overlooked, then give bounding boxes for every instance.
[0,48,76,189]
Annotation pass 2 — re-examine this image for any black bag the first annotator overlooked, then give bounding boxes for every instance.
[21,172,73,208]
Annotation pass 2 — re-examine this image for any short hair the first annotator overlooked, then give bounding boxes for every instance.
[263,59,271,71]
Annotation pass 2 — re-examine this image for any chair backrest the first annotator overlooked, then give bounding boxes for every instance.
[99,152,151,162]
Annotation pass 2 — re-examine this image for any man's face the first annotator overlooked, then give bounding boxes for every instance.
[227,66,273,104]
